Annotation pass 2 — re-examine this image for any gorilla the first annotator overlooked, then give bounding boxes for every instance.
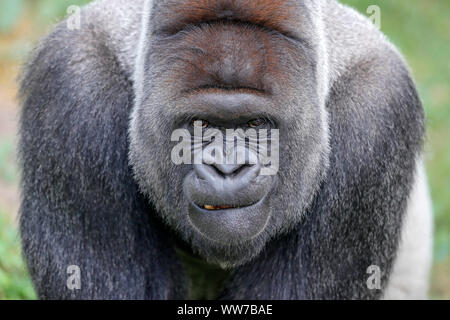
[18,0,432,299]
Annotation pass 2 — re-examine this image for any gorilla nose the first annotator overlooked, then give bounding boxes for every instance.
[213,163,244,176]
[194,162,260,189]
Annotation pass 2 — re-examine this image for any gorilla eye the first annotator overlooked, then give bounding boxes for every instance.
[248,118,266,128]
[191,119,209,129]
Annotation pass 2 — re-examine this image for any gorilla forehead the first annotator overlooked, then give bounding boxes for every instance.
[133,0,324,133]
[153,24,315,95]
[140,23,319,126]
[151,0,315,38]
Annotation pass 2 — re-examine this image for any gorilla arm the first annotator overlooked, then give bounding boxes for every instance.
[18,22,186,299]
[221,51,425,300]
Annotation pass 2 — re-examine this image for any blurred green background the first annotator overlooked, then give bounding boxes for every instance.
[0,0,448,299]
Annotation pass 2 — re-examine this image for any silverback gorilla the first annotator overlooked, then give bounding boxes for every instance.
[18,0,432,299]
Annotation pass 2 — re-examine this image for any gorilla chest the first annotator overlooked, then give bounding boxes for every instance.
[177,247,230,300]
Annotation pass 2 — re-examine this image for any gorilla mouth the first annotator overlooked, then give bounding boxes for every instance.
[203,204,237,210]
[200,203,257,211]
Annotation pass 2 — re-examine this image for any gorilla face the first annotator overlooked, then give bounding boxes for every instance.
[130,3,330,266]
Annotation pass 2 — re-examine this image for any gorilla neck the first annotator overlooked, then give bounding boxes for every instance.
[176,246,230,299]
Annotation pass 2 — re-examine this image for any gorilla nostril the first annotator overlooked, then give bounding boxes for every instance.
[213,163,247,176]
[194,162,261,185]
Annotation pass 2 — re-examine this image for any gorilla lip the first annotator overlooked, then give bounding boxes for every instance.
[194,201,258,211]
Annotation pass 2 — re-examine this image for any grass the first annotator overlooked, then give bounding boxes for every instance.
[0,140,19,184]
[0,210,35,299]
[0,0,448,299]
